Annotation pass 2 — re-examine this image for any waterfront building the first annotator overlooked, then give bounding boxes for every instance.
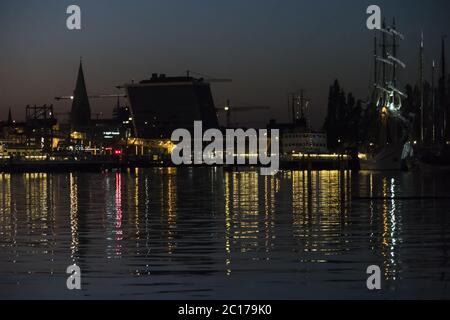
[124,73,219,139]
[267,120,328,155]
[281,130,328,154]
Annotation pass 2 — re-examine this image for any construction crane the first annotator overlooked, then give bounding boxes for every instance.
[51,111,71,120]
[94,112,104,120]
[54,94,126,101]
[216,99,271,128]
[54,93,127,121]
[185,70,232,83]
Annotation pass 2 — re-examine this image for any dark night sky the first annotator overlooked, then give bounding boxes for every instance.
[0,0,449,128]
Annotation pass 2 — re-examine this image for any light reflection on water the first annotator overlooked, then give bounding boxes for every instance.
[0,169,449,299]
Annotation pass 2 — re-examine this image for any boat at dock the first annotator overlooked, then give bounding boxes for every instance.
[409,36,450,172]
[360,143,407,171]
[411,145,450,171]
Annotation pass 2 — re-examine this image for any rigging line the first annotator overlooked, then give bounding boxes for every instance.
[367,50,375,101]
[367,36,379,104]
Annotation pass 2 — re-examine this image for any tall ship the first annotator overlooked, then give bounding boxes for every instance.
[360,19,412,171]
[410,36,450,171]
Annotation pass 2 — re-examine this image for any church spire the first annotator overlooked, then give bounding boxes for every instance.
[71,59,91,130]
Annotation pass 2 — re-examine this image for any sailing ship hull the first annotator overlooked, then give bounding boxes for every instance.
[417,161,450,172]
[412,145,450,172]
[360,143,405,171]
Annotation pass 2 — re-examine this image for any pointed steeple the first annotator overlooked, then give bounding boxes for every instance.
[7,108,12,125]
[71,58,91,130]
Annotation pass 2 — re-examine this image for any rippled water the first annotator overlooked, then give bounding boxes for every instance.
[0,168,449,299]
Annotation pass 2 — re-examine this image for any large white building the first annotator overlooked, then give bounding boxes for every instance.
[281,131,327,154]
[267,120,328,155]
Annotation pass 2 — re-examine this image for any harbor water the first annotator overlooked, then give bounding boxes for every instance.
[0,168,449,299]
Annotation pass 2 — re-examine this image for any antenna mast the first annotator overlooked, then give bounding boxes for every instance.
[382,19,387,86]
[420,31,425,144]
[392,19,397,86]
[374,36,378,86]
[432,60,436,143]
[442,36,448,139]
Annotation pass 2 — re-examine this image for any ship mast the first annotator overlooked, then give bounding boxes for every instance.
[420,31,425,144]
[392,19,397,86]
[441,36,447,140]
[382,19,387,86]
[432,60,436,143]
[374,19,406,113]
[374,36,378,87]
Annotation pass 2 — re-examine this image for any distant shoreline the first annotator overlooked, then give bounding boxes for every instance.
[0,156,356,173]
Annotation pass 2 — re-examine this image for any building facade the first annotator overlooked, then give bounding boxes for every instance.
[124,74,219,139]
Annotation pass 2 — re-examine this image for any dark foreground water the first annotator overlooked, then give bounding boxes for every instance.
[0,168,449,299]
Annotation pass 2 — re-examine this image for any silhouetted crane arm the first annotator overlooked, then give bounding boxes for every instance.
[186,70,232,83]
[55,94,126,101]
[215,100,271,127]
[216,106,270,112]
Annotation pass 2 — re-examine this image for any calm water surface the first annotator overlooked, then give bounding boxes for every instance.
[0,168,449,299]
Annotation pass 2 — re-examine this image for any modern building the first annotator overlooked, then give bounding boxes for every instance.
[124,74,219,139]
